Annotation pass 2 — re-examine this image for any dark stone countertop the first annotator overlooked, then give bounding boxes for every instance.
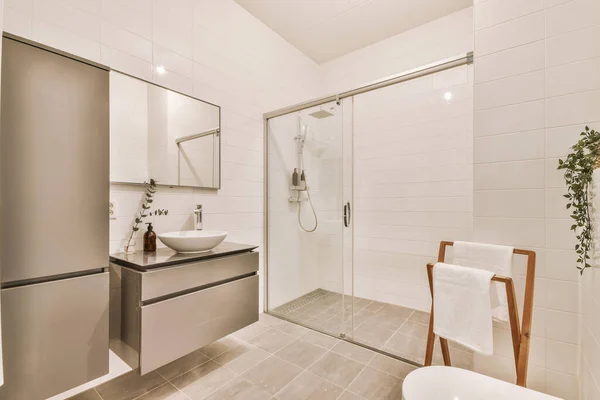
[110,242,258,271]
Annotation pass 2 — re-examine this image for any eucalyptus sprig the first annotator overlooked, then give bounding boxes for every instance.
[124,179,169,252]
[558,126,600,274]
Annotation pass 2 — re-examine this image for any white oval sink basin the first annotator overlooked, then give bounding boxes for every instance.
[158,231,227,253]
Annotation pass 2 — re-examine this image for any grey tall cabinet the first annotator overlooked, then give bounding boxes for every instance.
[0,36,110,400]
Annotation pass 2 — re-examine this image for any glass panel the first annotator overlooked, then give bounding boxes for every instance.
[267,100,351,338]
[350,64,474,367]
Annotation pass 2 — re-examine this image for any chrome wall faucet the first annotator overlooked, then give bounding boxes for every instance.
[194,204,203,230]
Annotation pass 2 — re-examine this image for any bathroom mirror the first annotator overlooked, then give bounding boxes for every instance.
[110,71,220,188]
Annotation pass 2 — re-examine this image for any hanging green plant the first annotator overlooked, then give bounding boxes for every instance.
[558,126,600,274]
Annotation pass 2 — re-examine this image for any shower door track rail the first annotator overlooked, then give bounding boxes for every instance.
[263,52,474,367]
[263,52,473,120]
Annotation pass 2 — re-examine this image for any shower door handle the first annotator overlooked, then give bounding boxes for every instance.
[346,202,351,226]
[343,204,348,227]
[343,202,351,227]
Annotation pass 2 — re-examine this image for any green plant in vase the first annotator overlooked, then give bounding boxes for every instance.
[558,126,600,274]
[124,179,169,253]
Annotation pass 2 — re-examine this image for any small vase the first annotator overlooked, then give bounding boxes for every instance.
[123,238,137,254]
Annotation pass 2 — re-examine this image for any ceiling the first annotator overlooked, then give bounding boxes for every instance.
[234,0,472,64]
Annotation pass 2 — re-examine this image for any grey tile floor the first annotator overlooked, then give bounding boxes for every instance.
[272,289,473,369]
[69,313,417,400]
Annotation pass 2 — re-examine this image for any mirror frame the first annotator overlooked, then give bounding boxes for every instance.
[109,70,222,190]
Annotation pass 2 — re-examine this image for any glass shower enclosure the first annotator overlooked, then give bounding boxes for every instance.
[264,52,474,367]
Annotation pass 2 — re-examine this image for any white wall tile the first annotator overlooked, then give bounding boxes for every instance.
[474,160,545,190]
[475,11,545,56]
[474,130,545,162]
[152,68,194,95]
[32,19,101,62]
[546,0,600,38]
[153,44,194,79]
[543,250,577,285]
[33,0,101,41]
[546,122,600,158]
[474,101,545,137]
[546,158,567,189]
[581,357,600,399]
[152,0,193,59]
[473,217,546,247]
[546,340,579,374]
[547,218,578,251]
[546,188,570,220]
[545,369,579,400]
[5,0,32,14]
[101,45,152,81]
[582,325,600,393]
[62,0,101,15]
[474,190,545,218]
[474,0,544,30]
[101,22,152,62]
[547,24,600,67]
[547,0,572,6]
[475,70,544,111]
[474,40,545,84]
[101,0,152,40]
[546,90,600,128]
[545,308,580,343]
[3,5,32,38]
[547,57,600,99]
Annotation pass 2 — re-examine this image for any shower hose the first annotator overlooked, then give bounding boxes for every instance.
[297,152,318,233]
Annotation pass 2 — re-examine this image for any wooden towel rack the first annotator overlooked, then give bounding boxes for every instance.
[424,241,536,387]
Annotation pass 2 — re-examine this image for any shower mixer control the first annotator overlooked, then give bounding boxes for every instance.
[288,196,307,203]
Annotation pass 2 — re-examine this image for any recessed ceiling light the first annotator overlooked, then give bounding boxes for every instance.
[155,65,166,75]
[444,91,453,101]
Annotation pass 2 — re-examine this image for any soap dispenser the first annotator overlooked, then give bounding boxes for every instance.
[143,222,157,252]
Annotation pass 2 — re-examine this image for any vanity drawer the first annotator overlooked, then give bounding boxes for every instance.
[141,251,258,301]
[139,274,258,374]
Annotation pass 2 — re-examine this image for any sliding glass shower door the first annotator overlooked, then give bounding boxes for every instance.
[265,99,354,339]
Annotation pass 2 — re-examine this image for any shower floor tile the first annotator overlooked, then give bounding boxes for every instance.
[271,289,474,369]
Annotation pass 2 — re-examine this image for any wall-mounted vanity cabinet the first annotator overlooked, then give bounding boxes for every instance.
[109,243,258,374]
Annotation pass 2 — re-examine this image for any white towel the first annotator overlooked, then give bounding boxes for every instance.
[433,262,495,355]
[453,241,514,322]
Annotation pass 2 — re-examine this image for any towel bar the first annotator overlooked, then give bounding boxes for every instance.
[424,241,536,387]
